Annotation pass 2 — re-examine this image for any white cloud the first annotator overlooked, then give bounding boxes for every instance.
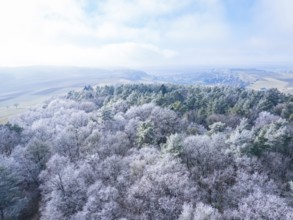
[253,0,293,35]
[0,0,292,67]
[236,0,293,64]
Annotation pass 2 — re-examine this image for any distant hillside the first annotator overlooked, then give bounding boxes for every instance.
[0,66,292,123]
[0,67,154,123]
[154,71,247,87]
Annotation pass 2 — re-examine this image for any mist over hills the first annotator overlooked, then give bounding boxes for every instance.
[0,66,153,95]
[0,66,292,123]
[0,67,153,107]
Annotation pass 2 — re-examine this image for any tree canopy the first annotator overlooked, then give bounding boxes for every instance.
[1,84,293,219]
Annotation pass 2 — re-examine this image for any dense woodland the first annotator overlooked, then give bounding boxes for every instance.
[1,84,293,219]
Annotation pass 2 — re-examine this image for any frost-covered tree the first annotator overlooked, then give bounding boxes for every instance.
[39,155,88,220]
[0,123,22,156]
[136,120,155,146]
[225,190,293,220]
[124,148,197,219]
[0,156,22,220]
[161,133,185,156]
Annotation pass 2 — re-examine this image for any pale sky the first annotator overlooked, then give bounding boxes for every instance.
[0,0,293,67]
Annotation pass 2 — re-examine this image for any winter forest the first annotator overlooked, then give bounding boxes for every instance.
[1,84,293,220]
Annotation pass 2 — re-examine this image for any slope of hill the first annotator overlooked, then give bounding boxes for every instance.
[0,67,154,123]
